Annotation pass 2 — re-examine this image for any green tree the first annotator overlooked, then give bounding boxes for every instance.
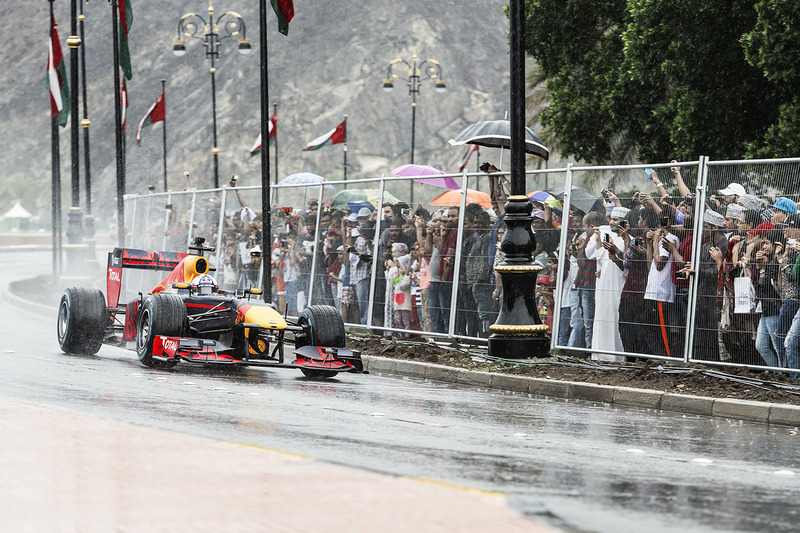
[524,0,789,163]
[741,0,800,157]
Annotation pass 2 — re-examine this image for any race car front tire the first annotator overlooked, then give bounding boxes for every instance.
[297,305,346,378]
[136,293,186,368]
[57,287,107,355]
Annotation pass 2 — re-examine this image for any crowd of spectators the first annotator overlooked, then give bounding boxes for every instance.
[142,162,800,373]
[549,162,800,372]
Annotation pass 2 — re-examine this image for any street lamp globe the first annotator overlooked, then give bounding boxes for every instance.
[172,40,187,57]
[237,39,252,55]
[382,79,394,92]
[435,79,447,93]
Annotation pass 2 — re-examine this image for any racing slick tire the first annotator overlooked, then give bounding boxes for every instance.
[57,287,107,355]
[136,293,187,369]
[296,305,346,378]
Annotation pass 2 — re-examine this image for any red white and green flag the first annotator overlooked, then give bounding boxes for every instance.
[47,15,69,128]
[270,0,294,36]
[135,90,165,145]
[249,111,277,157]
[118,0,133,80]
[120,78,130,138]
[303,120,346,151]
[458,144,478,171]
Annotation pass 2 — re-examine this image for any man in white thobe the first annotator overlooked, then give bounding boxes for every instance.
[586,206,630,361]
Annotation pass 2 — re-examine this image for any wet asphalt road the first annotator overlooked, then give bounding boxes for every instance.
[3,250,800,532]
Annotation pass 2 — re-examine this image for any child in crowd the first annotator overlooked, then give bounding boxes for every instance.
[387,242,413,338]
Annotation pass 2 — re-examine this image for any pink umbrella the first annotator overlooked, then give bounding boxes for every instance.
[392,164,460,190]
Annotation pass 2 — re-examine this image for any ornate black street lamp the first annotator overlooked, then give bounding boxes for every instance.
[383,54,446,204]
[172,0,251,189]
[487,0,550,358]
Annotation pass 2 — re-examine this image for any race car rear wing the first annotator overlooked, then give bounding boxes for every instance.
[106,248,189,310]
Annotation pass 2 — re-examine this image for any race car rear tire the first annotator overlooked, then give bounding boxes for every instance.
[297,305,346,378]
[57,287,107,355]
[136,293,186,368]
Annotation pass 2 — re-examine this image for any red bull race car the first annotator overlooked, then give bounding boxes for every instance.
[56,239,364,378]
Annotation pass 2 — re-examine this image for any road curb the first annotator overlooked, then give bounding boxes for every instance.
[361,355,800,428]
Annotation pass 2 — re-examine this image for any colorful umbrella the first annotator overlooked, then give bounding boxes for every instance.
[528,190,563,212]
[391,164,460,190]
[431,188,493,208]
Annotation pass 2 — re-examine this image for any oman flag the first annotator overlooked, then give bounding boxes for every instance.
[135,90,165,145]
[303,120,345,151]
[120,78,130,138]
[458,144,478,171]
[47,15,69,128]
[270,0,294,36]
[249,111,277,157]
[119,0,133,79]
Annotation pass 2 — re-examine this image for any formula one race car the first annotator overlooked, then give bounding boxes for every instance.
[56,238,364,378]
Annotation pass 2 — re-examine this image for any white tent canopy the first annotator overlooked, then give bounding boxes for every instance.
[2,200,32,219]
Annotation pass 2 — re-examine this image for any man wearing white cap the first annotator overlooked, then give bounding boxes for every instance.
[585,206,630,361]
[724,204,745,240]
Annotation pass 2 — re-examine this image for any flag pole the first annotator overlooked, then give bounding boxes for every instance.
[259,0,272,303]
[273,103,279,189]
[49,1,62,278]
[161,79,168,191]
[110,0,125,247]
[343,114,348,183]
[66,0,84,269]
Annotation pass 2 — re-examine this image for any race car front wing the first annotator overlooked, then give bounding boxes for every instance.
[151,335,364,373]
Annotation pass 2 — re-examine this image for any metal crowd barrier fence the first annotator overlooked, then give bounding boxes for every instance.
[122,157,800,374]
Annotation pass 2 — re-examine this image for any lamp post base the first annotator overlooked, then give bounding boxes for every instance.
[487,196,551,360]
[488,333,551,359]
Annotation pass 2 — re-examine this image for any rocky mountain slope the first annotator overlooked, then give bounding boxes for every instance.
[2,0,536,223]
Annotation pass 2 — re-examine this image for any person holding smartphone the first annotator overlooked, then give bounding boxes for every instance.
[584,206,630,361]
[643,210,683,358]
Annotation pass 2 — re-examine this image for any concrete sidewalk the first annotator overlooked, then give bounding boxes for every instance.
[0,396,552,532]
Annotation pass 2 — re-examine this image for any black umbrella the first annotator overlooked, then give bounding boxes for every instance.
[447,119,550,161]
[548,185,602,214]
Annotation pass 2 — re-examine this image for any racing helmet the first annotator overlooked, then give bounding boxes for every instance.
[192,274,218,295]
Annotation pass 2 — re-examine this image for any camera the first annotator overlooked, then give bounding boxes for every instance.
[480,162,490,173]
[165,203,174,210]
[676,270,688,280]
[683,194,695,205]
[401,208,412,218]
[601,188,610,198]
[660,216,670,227]
[281,207,293,214]
[603,233,610,243]
[634,237,644,247]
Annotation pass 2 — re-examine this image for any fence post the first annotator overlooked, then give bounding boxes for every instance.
[551,164,575,350]
[307,183,326,306]
[447,171,470,339]
[186,191,197,250]
[128,196,139,249]
[215,187,227,274]
[684,156,709,363]
[366,178,386,328]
